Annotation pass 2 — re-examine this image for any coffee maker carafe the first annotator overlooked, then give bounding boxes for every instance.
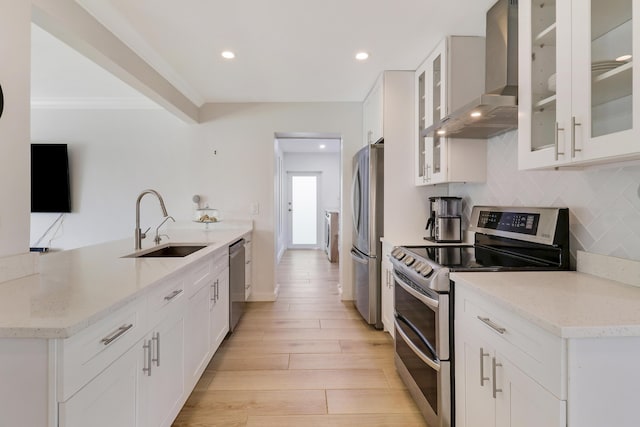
[425,196,463,243]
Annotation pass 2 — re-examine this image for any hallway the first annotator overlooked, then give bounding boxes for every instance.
[173,249,427,426]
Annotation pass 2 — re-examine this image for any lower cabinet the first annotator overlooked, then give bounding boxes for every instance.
[380,241,394,336]
[456,284,567,427]
[59,343,141,427]
[458,331,566,427]
[211,266,230,351]
[57,246,233,427]
[141,312,185,427]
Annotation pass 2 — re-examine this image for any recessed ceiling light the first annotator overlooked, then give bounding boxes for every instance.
[616,54,632,62]
[470,111,482,118]
[437,130,446,136]
[319,144,326,149]
[221,51,235,59]
[355,52,369,61]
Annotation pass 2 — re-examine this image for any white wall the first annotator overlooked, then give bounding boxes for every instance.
[31,102,362,302]
[195,103,361,300]
[450,130,640,263]
[30,108,190,249]
[0,0,31,258]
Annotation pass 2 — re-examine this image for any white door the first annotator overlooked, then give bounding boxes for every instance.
[287,172,321,248]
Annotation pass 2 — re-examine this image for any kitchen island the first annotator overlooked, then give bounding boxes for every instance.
[452,251,640,427]
[0,222,252,427]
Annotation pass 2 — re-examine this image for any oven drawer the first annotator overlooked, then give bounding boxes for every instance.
[457,286,565,399]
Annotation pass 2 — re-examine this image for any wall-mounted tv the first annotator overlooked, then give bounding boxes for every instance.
[31,143,72,213]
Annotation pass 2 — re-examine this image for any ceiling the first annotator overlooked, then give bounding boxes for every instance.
[31,0,496,105]
[279,138,341,153]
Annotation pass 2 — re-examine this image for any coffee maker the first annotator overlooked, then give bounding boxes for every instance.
[425,196,463,242]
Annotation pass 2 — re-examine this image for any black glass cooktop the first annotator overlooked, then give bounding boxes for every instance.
[405,243,563,271]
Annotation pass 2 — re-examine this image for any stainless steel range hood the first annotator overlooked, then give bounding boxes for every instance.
[423,0,518,139]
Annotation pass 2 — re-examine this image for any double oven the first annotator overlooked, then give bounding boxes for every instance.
[390,206,570,427]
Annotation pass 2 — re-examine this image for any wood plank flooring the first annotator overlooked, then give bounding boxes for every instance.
[173,249,427,427]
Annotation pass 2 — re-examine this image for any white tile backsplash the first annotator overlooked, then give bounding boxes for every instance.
[450,131,640,264]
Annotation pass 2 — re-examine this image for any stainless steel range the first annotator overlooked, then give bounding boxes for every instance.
[390,206,570,427]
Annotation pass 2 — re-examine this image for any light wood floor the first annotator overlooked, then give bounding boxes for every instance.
[173,249,428,426]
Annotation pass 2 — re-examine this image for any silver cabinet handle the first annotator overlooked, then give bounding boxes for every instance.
[143,340,152,376]
[100,323,134,346]
[554,122,565,160]
[571,116,582,158]
[164,289,183,301]
[480,347,490,386]
[152,332,160,367]
[477,316,506,334]
[215,279,219,301]
[492,357,503,398]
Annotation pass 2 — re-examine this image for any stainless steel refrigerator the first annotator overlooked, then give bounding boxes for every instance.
[350,142,383,329]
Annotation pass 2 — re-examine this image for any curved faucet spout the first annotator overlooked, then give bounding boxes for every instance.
[135,189,170,250]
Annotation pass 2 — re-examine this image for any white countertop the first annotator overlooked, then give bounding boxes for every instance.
[0,224,251,339]
[451,270,640,339]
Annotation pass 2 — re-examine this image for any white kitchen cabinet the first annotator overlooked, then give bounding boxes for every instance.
[363,74,384,146]
[456,285,567,427]
[59,342,142,427]
[519,0,640,170]
[211,265,230,352]
[244,236,252,300]
[457,329,565,427]
[140,310,185,427]
[415,36,487,185]
[380,241,394,337]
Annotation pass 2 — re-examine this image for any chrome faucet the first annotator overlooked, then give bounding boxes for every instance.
[135,189,169,250]
[154,215,175,245]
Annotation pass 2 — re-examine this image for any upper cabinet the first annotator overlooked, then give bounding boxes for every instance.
[363,75,384,146]
[415,36,488,185]
[519,0,639,169]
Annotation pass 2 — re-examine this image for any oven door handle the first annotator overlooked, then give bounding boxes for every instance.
[394,317,441,372]
[395,313,440,364]
[392,271,439,310]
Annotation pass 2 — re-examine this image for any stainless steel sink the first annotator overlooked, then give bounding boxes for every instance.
[124,244,207,258]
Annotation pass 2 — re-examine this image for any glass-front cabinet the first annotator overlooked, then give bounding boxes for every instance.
[415,37,485,185]
[519,0,639,170]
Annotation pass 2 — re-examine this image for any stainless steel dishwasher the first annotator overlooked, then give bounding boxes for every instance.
[228,239,246,332]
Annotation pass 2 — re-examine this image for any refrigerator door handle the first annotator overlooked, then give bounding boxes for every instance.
[351,166,361,234]
[350,248,369,265]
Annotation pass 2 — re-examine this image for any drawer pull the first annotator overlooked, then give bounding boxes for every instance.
[480,347,490,386]
[100,324,134,346]
[492,357,503,398]
[164,289,183,301]
[477,316,506,334]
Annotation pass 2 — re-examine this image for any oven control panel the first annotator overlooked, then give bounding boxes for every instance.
[477,210,540,235]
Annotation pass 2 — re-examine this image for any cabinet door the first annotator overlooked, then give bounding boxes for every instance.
[572,0,638,162]
[184,283,211,390]
[211,267,230,352]
[380,258,394,336]
[495,356,566,427]
[457,334,496,427]
[519,0,573,170]
[59,343,142,427]
[415,62,429,185]
[430,40,447,123]
[363,75,384,145]
[142,313,185,427]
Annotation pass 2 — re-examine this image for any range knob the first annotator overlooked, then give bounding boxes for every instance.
[419,264,433,277]
[403,256,415,266]
[413,261,425,271]
[391,248,404,260]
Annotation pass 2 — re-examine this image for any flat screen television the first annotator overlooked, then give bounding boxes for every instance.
[31,143,72,213]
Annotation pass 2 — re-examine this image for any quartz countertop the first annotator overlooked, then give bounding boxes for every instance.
[0,224,252,339]
[451,270,640,339]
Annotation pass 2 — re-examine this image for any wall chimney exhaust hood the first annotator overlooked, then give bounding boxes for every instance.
[423,0,519,139]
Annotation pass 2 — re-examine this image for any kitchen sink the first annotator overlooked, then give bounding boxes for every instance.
[124,244,207,258]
